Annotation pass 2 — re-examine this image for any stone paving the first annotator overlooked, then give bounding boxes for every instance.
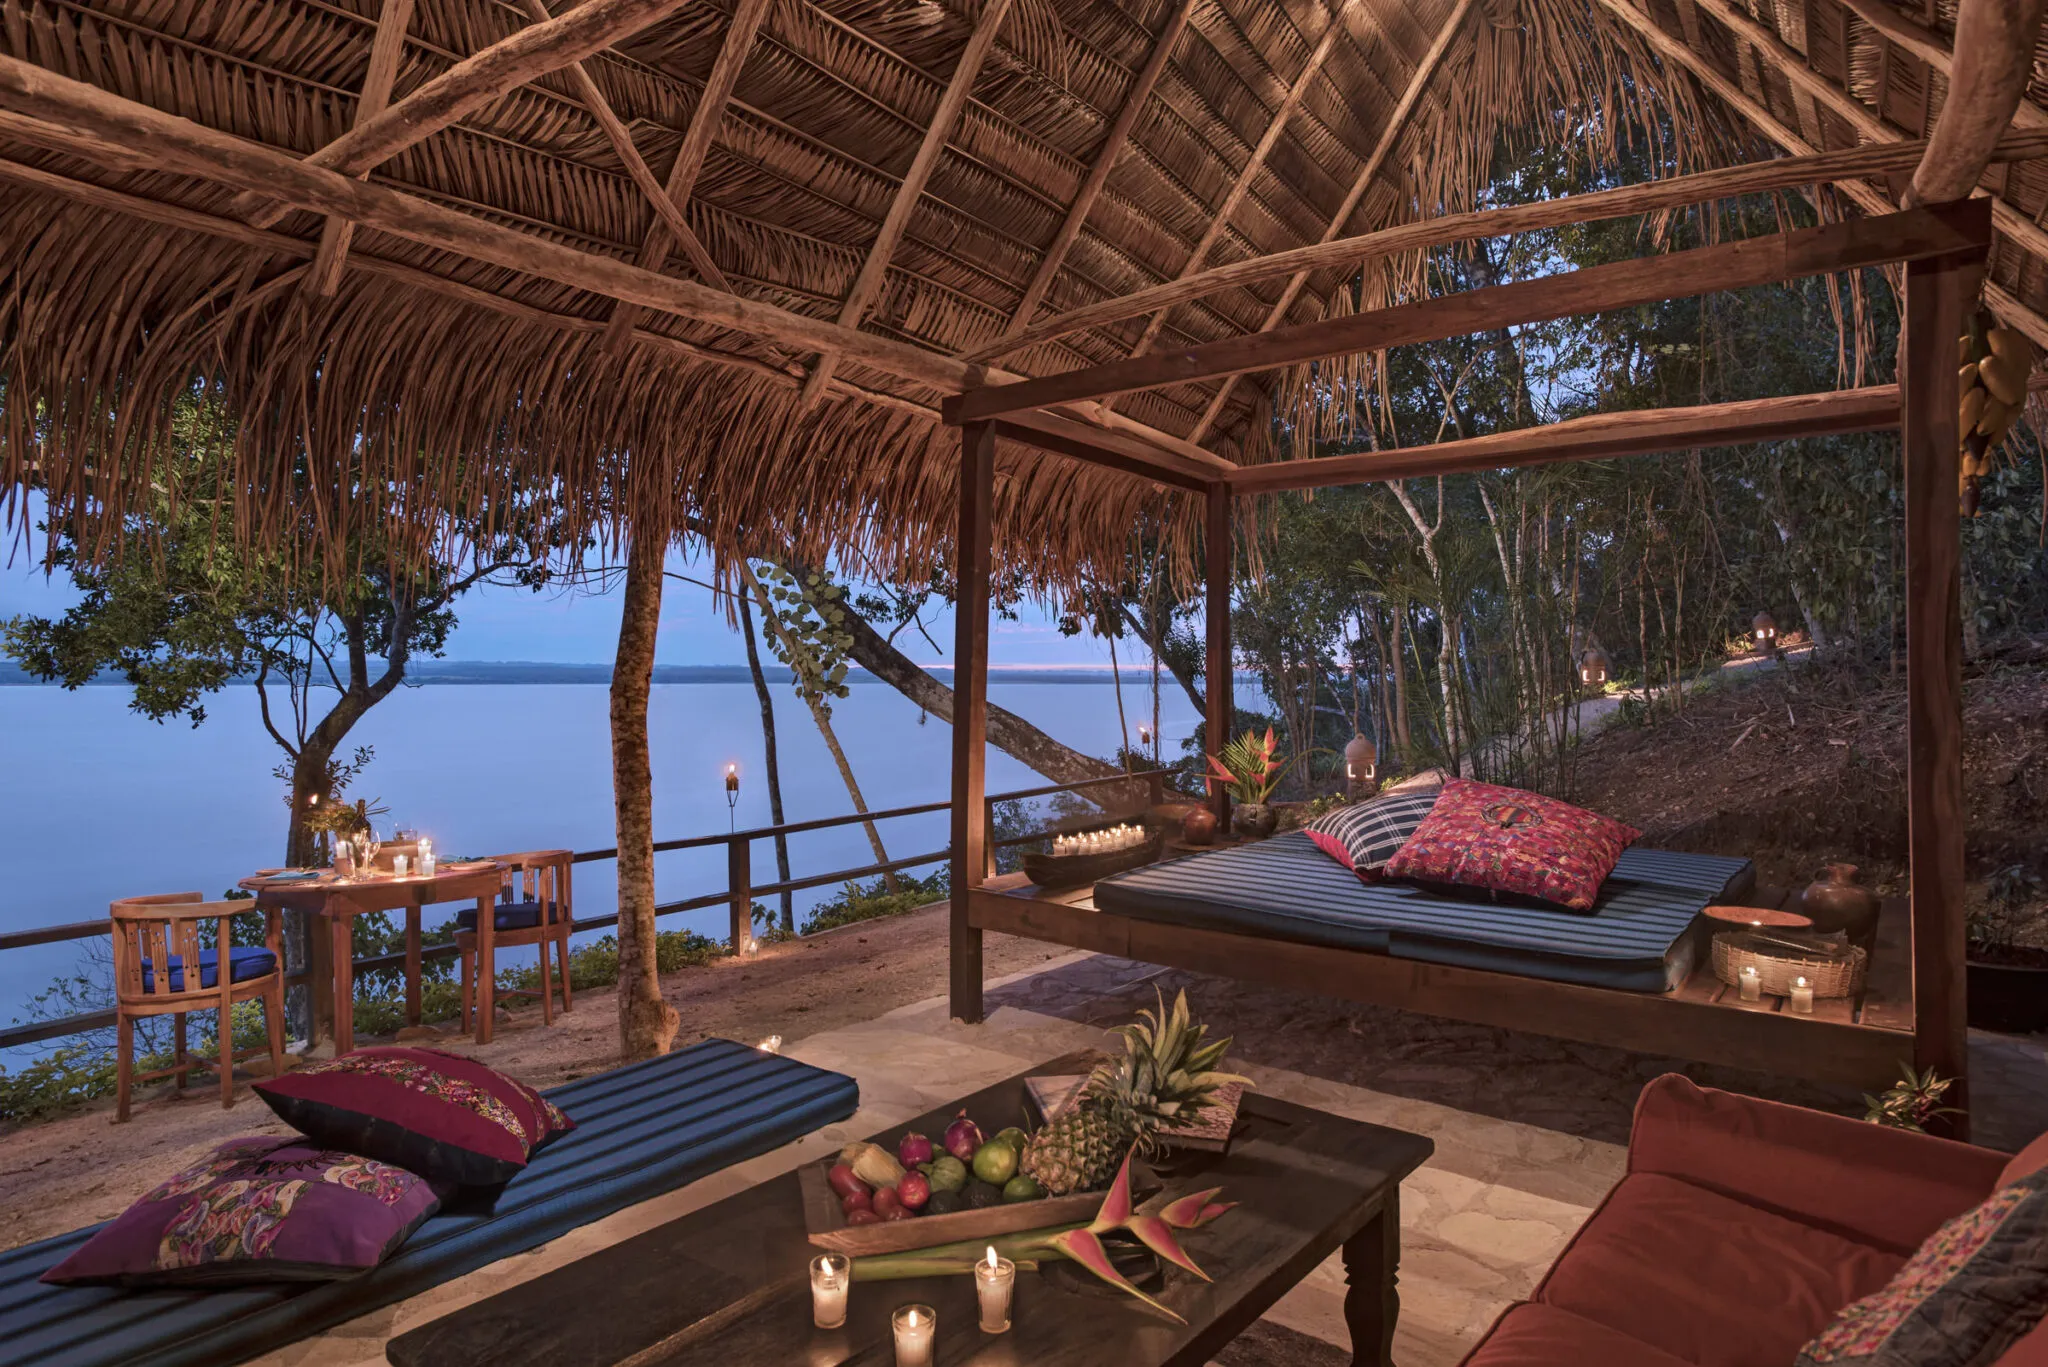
[254,948,2048,1367]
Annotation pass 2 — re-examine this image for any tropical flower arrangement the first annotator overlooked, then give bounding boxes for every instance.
[1206,727,1292,805]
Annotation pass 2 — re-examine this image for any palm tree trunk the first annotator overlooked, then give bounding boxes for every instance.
[738,587,794,930]
[610,523,680,1062]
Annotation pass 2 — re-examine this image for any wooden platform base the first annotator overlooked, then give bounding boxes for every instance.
[964,876,1913,1092]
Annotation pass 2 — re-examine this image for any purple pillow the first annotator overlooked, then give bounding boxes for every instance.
[41,1136,439,1287]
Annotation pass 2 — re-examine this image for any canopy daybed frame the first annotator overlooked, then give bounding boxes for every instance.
[943,199,1986,1124]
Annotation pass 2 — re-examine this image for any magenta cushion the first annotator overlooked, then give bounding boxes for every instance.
[254,1046,574,1186]
[40,1136,439,1287]
[1380,778,1639,911]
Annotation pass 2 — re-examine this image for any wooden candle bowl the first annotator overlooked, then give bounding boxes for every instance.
[1703,904,1813,930]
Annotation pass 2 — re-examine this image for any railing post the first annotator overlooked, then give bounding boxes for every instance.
[727,835,751,955]
[983,796,998,879]
[1146,769,1164,814]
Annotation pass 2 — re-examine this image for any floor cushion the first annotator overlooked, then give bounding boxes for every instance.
[1382,778,1640,911]
[254,1046,573,1186]
[139,947,278,993]
[1536,1173,1902,1367]
[1463,1303,1695,1367]
[1796,1169,2048,1367]
[1303,786,1441,878]
[41,1137,437,1288]
[454,900,556,932]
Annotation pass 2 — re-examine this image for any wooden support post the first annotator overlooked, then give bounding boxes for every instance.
[949,421,996,1023]
[728,835,751,955]
[1902,242,1979,1135]
[1205,482,1234,831]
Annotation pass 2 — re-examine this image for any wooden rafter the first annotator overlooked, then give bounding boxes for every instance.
[228,0,698,228]
[945,202,1992,424]
[305,0,415,299]
[1191,0,1477,441]
[600,0,772,351]
[993,0,1197,345]
[1834,0,2048,129]
[1228,387,1901,492]
[796,0,1016,410]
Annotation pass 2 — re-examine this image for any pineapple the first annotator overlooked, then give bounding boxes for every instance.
[1021,989,1248,1195]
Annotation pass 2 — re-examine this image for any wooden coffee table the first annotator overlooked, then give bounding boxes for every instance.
[386,1058,1433,1367]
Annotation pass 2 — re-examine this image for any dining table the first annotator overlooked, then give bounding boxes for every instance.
[238,861,509,1055]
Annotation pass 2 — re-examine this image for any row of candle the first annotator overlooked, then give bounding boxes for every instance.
[1052,823,1144,857]
[812,1247,1015,1360]
[1736,965,1815,1013]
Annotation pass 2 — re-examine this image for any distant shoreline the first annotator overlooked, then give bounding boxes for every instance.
[0,660,1193,688]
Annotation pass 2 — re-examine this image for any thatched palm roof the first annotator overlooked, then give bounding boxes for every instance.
[0,0,2041,589]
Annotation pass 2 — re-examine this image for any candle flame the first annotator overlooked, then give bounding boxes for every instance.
[986,1245,998,1270]
[757,1034,782,1053]
[1795,976,1808,987]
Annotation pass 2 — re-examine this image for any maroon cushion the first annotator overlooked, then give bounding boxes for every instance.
[1999,1132,2048,1188]
[1382,778,1639,911]
[1535,1172,1902,1367]
[40,1136,439,1287]
[1463,1303,1695,1367]
[254,1046,574,1186]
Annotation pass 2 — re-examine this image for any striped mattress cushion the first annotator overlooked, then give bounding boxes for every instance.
[1304,786,1442,877]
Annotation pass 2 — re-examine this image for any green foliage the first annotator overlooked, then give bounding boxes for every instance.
[1205,728,1292,804]
[799,872,948,935]
[757,563,857,712]
[1862,1064,1965,1133]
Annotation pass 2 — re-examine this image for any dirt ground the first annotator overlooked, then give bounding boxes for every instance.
[0,912,1069,1253]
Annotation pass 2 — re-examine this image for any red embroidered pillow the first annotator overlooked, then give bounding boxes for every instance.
[1380,778,1639,912]
[254,1046,573,1186]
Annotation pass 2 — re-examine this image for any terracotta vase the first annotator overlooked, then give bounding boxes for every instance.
[1802,863,1879,941]
[1232,802,1278,841]
[1180,807,1218,846]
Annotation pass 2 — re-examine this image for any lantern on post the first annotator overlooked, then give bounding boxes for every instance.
[725,763,740,832]
[1752,611,1779,659]
[1578,646,1610,689]
[1344,733,1378,796]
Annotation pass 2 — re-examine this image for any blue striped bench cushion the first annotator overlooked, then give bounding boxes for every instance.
[1092,831,1754,993]
[0,1039,859,1367]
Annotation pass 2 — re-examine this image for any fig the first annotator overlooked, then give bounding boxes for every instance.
[943,1111,984,1163]
[897,1131,935,1168]
[845,1208,882,1226]
[896,1171,931,1210]
[827,1164,870,1200]
[841,1188,872,1216]
[872,1185,902,1219]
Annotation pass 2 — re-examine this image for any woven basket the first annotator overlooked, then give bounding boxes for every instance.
[1712,929,1867,998]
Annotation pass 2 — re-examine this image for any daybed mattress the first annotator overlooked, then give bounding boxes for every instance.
[1091,832,1754,993]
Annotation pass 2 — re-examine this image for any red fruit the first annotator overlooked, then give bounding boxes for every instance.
[827,1164,870,1200]
[871,1186,902,1218]
[841,1188,872,1216]
[880,1202,913,1222]
[895,1172,930,1210]
[845,1209,882,1226]
[898,1131,935,1168]
[943,1110,983,1163]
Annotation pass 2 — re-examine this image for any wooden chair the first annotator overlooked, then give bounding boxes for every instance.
[110,893,287,1123]
[457,850,574,1035]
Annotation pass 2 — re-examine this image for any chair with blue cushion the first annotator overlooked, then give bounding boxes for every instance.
[456,850,573,1035]
[110,893,286,1122]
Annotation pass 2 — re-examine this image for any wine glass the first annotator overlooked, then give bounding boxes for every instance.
[354,829,382,879]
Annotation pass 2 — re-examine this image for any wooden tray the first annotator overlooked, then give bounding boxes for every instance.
[798,1159,1104,1256]
[1021,827,1164,890]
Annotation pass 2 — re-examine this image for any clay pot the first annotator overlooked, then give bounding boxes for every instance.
[1180,807,1218,846]
[1232,802,1278,841]
[1801,863,1879,942]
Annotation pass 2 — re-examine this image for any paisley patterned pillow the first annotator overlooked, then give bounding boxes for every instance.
[255,1046,574,1186]
[41,1136,438,1287]
[1797,1170,2048,1367]
[1380,778,1640,912]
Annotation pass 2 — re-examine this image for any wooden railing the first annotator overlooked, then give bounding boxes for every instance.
[0,769,1176,1052]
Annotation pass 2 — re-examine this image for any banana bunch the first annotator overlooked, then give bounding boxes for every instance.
[1957,310,2030,517]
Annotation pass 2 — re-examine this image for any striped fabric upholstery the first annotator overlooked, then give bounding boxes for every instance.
[0,1040,859,1367]
[1093,832,1755,993]
[1305,787,1442,875]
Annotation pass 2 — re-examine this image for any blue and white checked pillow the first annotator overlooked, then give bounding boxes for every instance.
[1305,787,1442,878]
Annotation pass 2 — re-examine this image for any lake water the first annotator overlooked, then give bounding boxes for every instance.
[0,679,1201,1043]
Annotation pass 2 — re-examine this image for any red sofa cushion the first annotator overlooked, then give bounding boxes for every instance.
[1381,778,1638,911]
[1463,1303,1692,1367]
[1535,1173,1902,1367]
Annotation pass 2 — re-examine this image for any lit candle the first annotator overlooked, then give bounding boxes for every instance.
[418,837,435,878]
[757,1034,782,1054]
[974,1245,1015,1333]
[392,854,410,877]
[892,1304,935,1367]
[1738,965,1761,1002]
[1789,975,1815,1015]
[810,1254,849,1330]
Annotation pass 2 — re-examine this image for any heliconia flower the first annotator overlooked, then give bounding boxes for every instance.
[1048,1227,1186,1323]
[1159,1187,1226,1228]
[1088,1148,1139,1233]
[1123,1213,1209,1281]
[1193,1200,1238,1226]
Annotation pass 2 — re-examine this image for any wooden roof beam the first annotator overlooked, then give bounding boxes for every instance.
[1191,0,1477,442]
[796,0,1016,410]
[944,201,1991,424]
[1228,386,1903,492]
[992,0,1197,347]
[991,415,1212,492]
[1833,0,2048,130]
[304,0,415,298]
[601,0,771,351]
[228,0,699,229]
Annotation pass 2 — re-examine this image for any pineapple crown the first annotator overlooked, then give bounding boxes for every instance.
[1085,988,1249,1134]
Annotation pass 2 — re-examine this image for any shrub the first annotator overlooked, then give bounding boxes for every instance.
[800,872,947,935]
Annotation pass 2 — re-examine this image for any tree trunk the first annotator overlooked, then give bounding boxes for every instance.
[737,587,793,930]
[610,523,679,1062]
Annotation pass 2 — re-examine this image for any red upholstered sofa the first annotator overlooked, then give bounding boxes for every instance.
[1462,1073,2048,1367]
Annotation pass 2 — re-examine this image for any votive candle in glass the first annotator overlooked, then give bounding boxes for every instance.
[1737,965,1761,1002]
[974,1246,1015,1333]
[1788,975,1815,1015]
[892,1304,936,1367]
[392,854,410,877]
[418,838,436,878]
[809,1253,849,1329]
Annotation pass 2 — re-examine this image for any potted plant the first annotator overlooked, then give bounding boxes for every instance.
[1966,865,2048,1034]
[1862,1063,1964,1133]
[1206,728,1292,841]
